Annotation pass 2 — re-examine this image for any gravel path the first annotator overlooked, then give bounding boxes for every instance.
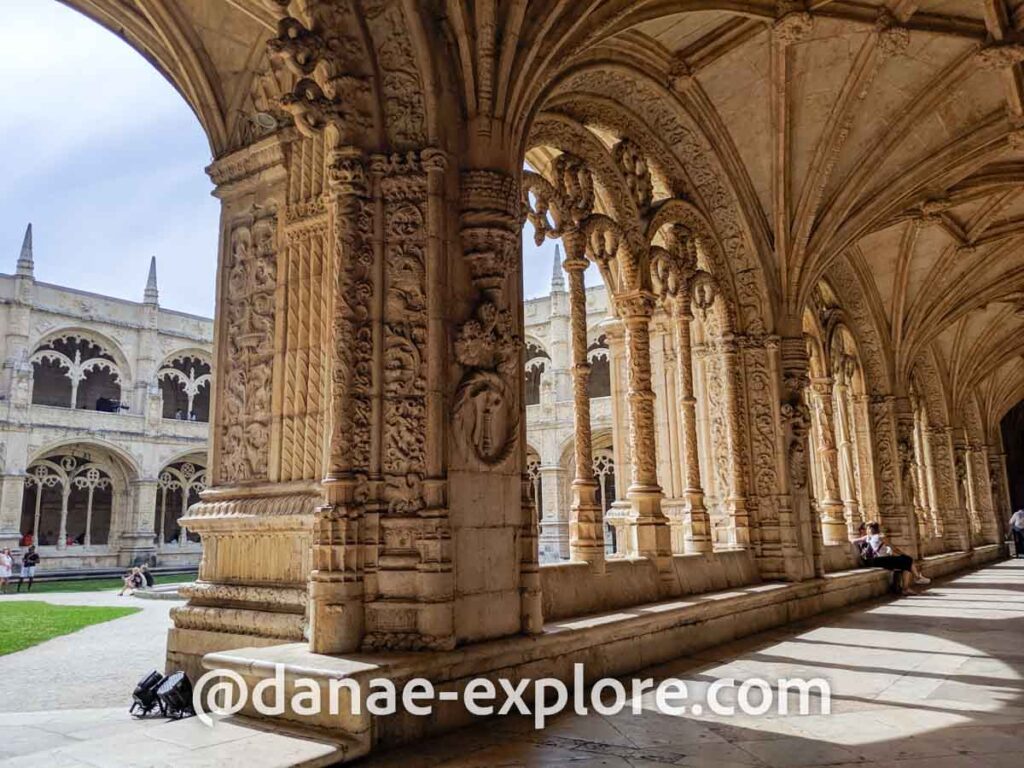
[0,590,181,712]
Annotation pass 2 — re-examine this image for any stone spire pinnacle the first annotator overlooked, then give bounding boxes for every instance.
[16,223,33,277]
[551,243,565,293]
[144,256,159,305]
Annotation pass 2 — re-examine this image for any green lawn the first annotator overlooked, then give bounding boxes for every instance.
[14,572,197,594]
[0,601,140,655]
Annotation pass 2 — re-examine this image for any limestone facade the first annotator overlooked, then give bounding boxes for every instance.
[0,227,212,570]
[31,0,1024,759]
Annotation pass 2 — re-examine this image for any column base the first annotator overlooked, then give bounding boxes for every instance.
[685,490,713,553]
[626,487,673,586]
[569,480,605,571]
[820,500,847,545]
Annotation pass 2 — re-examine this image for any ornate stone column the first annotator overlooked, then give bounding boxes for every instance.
[928,426,969,552]
[988,450,1011,543]
[809,377,846,543]
[832,359,862,536]
[777,333,815,582]
[852,394,879,522]
[966,443,996,544]
[871,396,914,554]
[616,291,672,574]
[671,290,712,552]
[562,234,604,569]
[720,336,751,546]
[954,441,979,548]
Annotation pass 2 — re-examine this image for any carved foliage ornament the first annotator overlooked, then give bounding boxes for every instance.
[267,1,372,145]
[219,209,277,484]
[376,151,435,512]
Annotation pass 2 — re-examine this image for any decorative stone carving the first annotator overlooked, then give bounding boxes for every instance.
[774,2,813,44]
[218,209,278,484]
[455,170,522,468]
[875,10,910,59]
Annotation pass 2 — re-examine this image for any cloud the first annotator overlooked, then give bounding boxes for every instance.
[0,1,605,318]
[0,0,218,316]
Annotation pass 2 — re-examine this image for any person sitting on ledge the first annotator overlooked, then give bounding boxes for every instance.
[854,521,930,594]
[118,567,145,596]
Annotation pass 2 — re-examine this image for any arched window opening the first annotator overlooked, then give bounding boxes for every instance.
[592,450,617,554]
[159,354,212,421]
[524,341,550,406]
[526,451,543,524]
[155,460,207,546]
[31,334,123,411]
[587,335,611,399]
[22,454,113,547]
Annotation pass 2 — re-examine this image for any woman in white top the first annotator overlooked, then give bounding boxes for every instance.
[0,548,12,594]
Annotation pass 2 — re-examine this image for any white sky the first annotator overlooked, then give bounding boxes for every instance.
[0,0,589,316]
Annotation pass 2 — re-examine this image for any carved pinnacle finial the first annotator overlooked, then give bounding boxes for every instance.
[16,223,33,278]
[144,256,159,305]
[551,243,565,293]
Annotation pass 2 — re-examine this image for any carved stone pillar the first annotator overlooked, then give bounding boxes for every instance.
[953,441,976,551]
[809,378,846,544]
[871,396,914,554]
[928,426,970,552]
[966,443,996,544]
[616,291,672,575]
[672,292,711,552]
[852,394,879,522]
[989,451,1011,543]
[168,133,317,679]
[896,399,927,550]
[777,333,814,582]
[720,336,750,546]
[832,361,862,536]
[307,146,373,654]
[563,235,604,569]
[457,168,541,637]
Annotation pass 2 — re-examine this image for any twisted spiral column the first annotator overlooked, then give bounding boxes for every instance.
[563,234,604,570]
[617,290,672,573]
[672,292,712,553]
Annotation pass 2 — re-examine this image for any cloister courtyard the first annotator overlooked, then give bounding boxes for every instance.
[5,0,1024,766]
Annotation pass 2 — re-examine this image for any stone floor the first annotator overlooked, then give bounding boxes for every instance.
[361,559,1024,767]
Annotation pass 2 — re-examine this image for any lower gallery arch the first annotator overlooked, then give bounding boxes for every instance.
[19,443,137,569]
[155,454,207,552]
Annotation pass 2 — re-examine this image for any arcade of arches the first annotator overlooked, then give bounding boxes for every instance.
[41,0,1024,757]
[0,242,213,570]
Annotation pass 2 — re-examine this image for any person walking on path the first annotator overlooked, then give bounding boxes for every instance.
[0,548,12,594]
[17,546,40,592]
[1010,508,1024,558]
